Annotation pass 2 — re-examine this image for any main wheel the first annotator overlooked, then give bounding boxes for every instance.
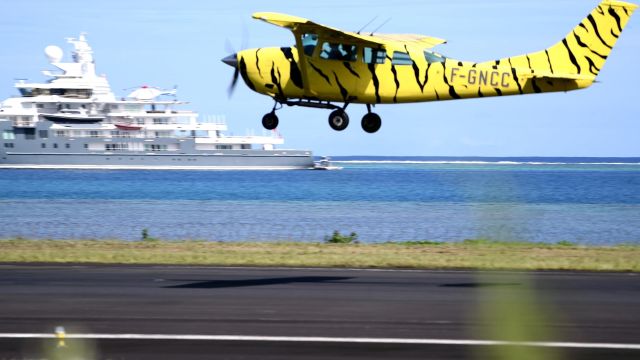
[361,112,382,133]
[328,109,349,131]
[262,112,279,130]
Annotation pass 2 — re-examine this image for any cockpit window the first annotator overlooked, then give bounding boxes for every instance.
[320,42,357,61]
[391,51,413,65]
[424,50,445,63]
[363,47,386,64]
[301,33,319,56]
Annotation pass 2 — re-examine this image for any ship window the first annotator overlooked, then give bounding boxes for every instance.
[391,51,413,65]
[24,128,36,140]
[89,131,100,138]
[53,143,58,149]
[124,104,142,111]
[65,143,70,149]
[105,143,129,151]
[19,88,34,97]
[216,145,232,150]
[38,130,48,139]
[41,143,46,148]
[153,118,169,125]
[84,144,88,149]
[144,144,167,152]
[2,130,15,140]
[63,89,91,99]
[55,130,66,137]
[320,42,357,61]
[111,131,132,138]
[301,33,319,56]
[4,143,14,148]
[32,89,51,96]
[175,130,189,138]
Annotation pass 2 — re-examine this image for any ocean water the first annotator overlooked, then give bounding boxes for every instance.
[0,157,639,245]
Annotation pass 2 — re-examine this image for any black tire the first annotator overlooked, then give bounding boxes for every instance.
[361,112,382,133]
[328,109,349,131]
[262,112,279,130]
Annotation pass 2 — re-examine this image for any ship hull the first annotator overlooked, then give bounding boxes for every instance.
[0,151,314,170]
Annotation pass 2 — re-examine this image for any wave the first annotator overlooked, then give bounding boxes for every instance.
[333,160,640,165]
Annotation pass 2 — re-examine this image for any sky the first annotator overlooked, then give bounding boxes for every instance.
[0,0,638,157]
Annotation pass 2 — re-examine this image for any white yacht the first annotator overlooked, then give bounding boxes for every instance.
[0,34,314,169]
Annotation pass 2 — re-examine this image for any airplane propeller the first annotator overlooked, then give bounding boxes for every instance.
[222,25,249,98]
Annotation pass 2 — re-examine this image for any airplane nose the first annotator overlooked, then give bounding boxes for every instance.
[222,54,238,68]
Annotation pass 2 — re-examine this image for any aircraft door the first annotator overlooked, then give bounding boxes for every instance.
[360,47,388,104]
[303,38,362,102]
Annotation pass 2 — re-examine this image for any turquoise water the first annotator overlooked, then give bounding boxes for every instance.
[0,157,639,244]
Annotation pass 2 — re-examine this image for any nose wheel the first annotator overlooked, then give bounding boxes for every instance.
[262,112,279,130]
[328,109,350,131]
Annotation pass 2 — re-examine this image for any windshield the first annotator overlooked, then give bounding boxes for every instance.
[301,33,318,56]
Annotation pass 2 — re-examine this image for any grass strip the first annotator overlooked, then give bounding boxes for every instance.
[1,239,639,272]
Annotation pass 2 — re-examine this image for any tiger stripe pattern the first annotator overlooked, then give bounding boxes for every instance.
[236,0,636,105]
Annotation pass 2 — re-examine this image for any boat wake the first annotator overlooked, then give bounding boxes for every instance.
[334,160,640,166]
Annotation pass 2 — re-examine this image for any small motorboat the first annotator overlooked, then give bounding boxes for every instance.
[114,123,143,131]
[41,109,104,123]
[313,156,343,170]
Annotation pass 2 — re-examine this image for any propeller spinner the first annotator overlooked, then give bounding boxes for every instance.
[222,53,239,98]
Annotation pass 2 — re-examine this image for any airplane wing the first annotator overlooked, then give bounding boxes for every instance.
[371,33,446,48]
[252,12,446,49]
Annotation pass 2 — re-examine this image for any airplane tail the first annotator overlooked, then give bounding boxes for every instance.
[498,0,637,78]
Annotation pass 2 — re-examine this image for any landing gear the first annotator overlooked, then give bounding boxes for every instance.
[260,100,382,133]
[360,104,382,133]
[328,109,349,131]
[361,112,382,133]
[262,101,282,130]
[262,112,279,130]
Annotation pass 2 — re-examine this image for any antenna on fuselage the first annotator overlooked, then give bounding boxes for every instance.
[356,16,378,34]
[369,17,391,36]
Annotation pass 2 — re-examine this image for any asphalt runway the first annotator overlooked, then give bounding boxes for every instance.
[0,265,639,359]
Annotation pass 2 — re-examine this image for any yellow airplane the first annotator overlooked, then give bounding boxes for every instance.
[222,0,637,133]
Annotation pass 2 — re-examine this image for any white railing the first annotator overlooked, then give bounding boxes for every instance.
[12,120,36,128]
[199,114,227,125]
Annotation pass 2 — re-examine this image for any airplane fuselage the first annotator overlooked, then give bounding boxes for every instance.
[238,45,591,104]
[224,0,636,133]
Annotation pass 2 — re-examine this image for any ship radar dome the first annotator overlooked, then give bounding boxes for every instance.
[44,45,63,63]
